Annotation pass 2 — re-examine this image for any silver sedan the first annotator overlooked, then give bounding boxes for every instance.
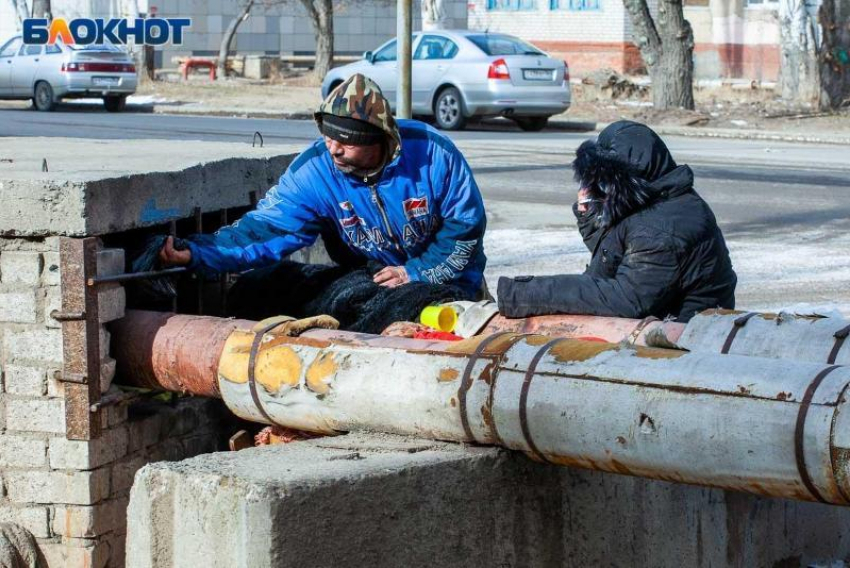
[0,35,137,112]
[321,30,571,131]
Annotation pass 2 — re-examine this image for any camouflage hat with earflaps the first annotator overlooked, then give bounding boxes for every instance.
[315,74,402,160]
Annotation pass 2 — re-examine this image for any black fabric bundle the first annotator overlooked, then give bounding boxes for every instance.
[227,260,470,334]
[128,235,190,303]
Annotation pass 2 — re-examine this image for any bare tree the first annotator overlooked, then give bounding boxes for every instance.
[31,0,50,18]
[778,0,819,103]
[9,0,31,28]
[777,0,850,109]
[817,0,850,109]
[217,0,255,80]
[422,0,447,30]
[622,0,695,110]
[300,0,334,81]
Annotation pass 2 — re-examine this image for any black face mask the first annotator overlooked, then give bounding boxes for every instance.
[573,201,605,252]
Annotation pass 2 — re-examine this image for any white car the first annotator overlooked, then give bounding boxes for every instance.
[0,35,137,112]
[322,30,571,131]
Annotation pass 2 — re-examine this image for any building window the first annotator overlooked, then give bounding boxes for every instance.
[486,0,538,10]
[550,0,601,10]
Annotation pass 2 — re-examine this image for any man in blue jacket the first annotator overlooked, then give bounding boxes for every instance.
[160,73,488,309]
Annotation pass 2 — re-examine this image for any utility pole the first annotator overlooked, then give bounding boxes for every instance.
[396,0,412,119]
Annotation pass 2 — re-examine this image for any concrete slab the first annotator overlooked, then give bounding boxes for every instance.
[0,138,303,237]
[127,433,850,568]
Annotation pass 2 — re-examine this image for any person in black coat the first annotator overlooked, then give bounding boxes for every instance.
[497,121,737,323]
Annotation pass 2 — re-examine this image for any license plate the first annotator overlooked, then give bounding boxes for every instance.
[523,69,553,81]
[92,77,119,87]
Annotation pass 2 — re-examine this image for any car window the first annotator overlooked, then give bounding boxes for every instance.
[19,44,42,56]
[0,37,22,58]
[45,44,62,55]
[414,36,458,60]
[373,40,397,63]
[467,34,543,56]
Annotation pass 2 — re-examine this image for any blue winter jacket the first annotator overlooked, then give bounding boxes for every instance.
[186,119,487,296]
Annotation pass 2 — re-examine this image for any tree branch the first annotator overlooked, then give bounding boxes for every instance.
[622,0,662,65]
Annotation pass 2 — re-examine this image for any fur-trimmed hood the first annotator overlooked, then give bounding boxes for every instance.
[573,121,693,229]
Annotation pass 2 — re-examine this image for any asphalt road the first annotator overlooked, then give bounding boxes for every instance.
[4,107,850,312]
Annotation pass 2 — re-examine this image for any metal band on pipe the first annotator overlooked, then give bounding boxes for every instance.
[628,315,660,345]
[794,364,841,503]
[519,338,563,464]
[458,332,525,442]
[720,312,759,354]
[246,321,287,428]
[828,324,850,365]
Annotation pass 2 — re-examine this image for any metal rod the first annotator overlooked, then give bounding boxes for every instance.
[396,0,412,119]
[220,208,229,315]
[169,220,178,312]
[194,206,204,315]
[88,266,188,286]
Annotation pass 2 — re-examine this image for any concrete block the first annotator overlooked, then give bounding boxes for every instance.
[5,397,65,434]
[4,365,46,396]
[208,14,222,33]
[39,540,108,568]
[0,252,42,284]
[100,327,110,361]
[3,328,63,365]
[99,358,116,394]
[0,505,50,538]
[279,15,295,34]
[0,139,301,236]
[41,252,61,286]
[52,497,129,538]
[111,455,148,494]
[0,435,47,467]
[95,248,124,278]
[44,285,61,328]
[49,425,129,470]
[97,284,126,323]
[127,434,850,568]
[5,468,110,505]
[0,289,37,323]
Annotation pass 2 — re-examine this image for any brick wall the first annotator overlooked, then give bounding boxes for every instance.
[0,237,227,567]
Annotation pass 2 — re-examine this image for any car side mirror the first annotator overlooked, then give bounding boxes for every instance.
[363,51,373,64]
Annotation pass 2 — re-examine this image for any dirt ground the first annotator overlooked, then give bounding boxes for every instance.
[133,70,850,136]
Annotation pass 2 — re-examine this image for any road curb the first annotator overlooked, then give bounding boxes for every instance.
[547,118,850,146]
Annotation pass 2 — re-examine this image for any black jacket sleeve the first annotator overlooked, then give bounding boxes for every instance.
[497,231,681,319]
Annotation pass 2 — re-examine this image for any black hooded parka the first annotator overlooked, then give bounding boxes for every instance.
[497,121,737,323]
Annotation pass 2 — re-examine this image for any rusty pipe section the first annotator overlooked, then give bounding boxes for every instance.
[112,310,460,396]
[481,314,685,347]
[111,311,252,398]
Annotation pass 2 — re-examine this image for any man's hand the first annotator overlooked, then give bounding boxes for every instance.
[373,266,410,288]
[158,236,192,267]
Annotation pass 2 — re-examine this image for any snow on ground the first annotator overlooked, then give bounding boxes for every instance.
[483,226,850,318]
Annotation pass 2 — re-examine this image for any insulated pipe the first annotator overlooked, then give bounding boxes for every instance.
[113,311,850,505]
[481,314,685,347]
[676,310,850,365]
[216,327,850,505]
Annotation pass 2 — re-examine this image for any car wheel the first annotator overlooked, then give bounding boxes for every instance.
[33,81,55,112]
[434,87,467,131]
[103,96,127,112]
[514,116,549,132]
